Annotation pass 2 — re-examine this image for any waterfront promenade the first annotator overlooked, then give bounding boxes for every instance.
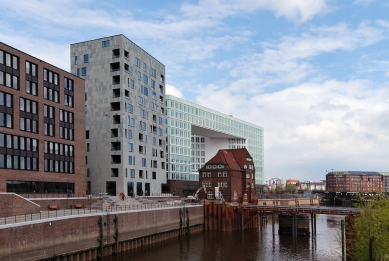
[0,196,203,261]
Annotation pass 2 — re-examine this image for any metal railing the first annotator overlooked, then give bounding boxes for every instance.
[19,193,87,199]
[0,201,200,226]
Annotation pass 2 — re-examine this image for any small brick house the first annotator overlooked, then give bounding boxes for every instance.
[198,148,255,203]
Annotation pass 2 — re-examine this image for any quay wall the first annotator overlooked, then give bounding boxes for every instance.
[0,205,203,261]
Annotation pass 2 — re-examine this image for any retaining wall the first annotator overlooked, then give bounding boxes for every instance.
[0,205,203,261]
[0,193,40,218]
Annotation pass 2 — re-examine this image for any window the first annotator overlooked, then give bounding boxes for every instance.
[143,75,148,84]
[141,85,148,96]
[84,54,89,63]
[127,129,132,139]
[43,69,59,85]
[102,40,110,47]
[81,67,86,76]
[74,56,78,65]
[25,61,37,76]
[26,81,37,96]
[142,158,146,167]
[130,169,135,178]
[64,77,74,90]
[127,104,133,113]
[64,95,73,107]
[128,155,135,165]
[151,79,155,89]
[151,68,156,77]
[137,71,141,80]
[44,141,74,173]
[130,79,134,89]
[135,57,140,67]
[143,63,147,71]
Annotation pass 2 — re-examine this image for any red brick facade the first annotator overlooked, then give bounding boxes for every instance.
[198,148,255,202]
[326,171,383,193]
[0,43,86,194]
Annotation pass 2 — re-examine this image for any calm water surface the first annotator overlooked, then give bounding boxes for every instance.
[102,214,344,261]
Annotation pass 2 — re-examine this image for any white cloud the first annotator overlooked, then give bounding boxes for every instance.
[195,79,389,181]
[227,22,385,89]
[181,0,329,23]
[166,84,184,98]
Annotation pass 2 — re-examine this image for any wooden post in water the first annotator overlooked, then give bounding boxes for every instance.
[341,220,345,260]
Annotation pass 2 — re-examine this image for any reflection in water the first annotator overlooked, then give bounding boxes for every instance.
[101,214,344,261]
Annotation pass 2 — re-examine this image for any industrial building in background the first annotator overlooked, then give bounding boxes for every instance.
[0,42,86,194]
[71,35,166,196]
[165,95,264,196]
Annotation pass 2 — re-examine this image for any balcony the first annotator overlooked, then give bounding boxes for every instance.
[111,168,119,177]
[110,62,120,72]
[111,155,121,164]
[111,142,121,151]
[110,102,120,111]
[111,129,118,138]
[112,49,120,58]
[112,89,120,98]
[112,115,120,124]
[112,75,120,85]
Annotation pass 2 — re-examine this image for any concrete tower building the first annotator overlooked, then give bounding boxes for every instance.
[70,35,166,196]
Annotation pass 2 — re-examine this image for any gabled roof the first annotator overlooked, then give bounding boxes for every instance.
[200,148,252,171]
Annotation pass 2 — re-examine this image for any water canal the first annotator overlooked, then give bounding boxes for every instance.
[100,214,345,261]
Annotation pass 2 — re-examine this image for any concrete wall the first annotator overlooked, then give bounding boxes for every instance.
[0,193,40,218]
[0,205,203,261]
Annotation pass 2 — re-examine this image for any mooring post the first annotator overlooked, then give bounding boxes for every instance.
[341,220,345,260]
[311,213,314,237]
[313,214,317,237]
[241,210,245,232]
[179,208,183,236]
[271,211,275,236]
[186,207,190,235]
[98,216,104,258]
[113,214,119,254]
[292,214,297,239]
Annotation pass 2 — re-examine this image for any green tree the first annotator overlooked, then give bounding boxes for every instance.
[349,195,389,260]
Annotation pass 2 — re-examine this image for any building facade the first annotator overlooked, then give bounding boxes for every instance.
[0,42,86,194]
[166,95,264,195]
[326,171,387,194]
[70,35,166,196]
[198,148,255,202]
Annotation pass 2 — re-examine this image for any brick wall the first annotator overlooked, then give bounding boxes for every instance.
[0,193,40,217]
[0,206,203,260]
[0,43,86,194]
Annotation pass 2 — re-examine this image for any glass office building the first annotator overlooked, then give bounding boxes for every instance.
[166,95,264,187]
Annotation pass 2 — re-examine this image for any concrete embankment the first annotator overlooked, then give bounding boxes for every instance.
[0,205,203,261]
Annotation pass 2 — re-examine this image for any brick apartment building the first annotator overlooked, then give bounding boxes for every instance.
[198,148,255,202]
[0,42,86,194]
[326,171,384,194]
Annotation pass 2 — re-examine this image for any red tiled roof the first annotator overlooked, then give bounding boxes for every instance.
[200,148,253,171]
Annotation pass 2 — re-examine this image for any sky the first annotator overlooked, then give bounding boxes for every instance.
[1,0,389,183]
